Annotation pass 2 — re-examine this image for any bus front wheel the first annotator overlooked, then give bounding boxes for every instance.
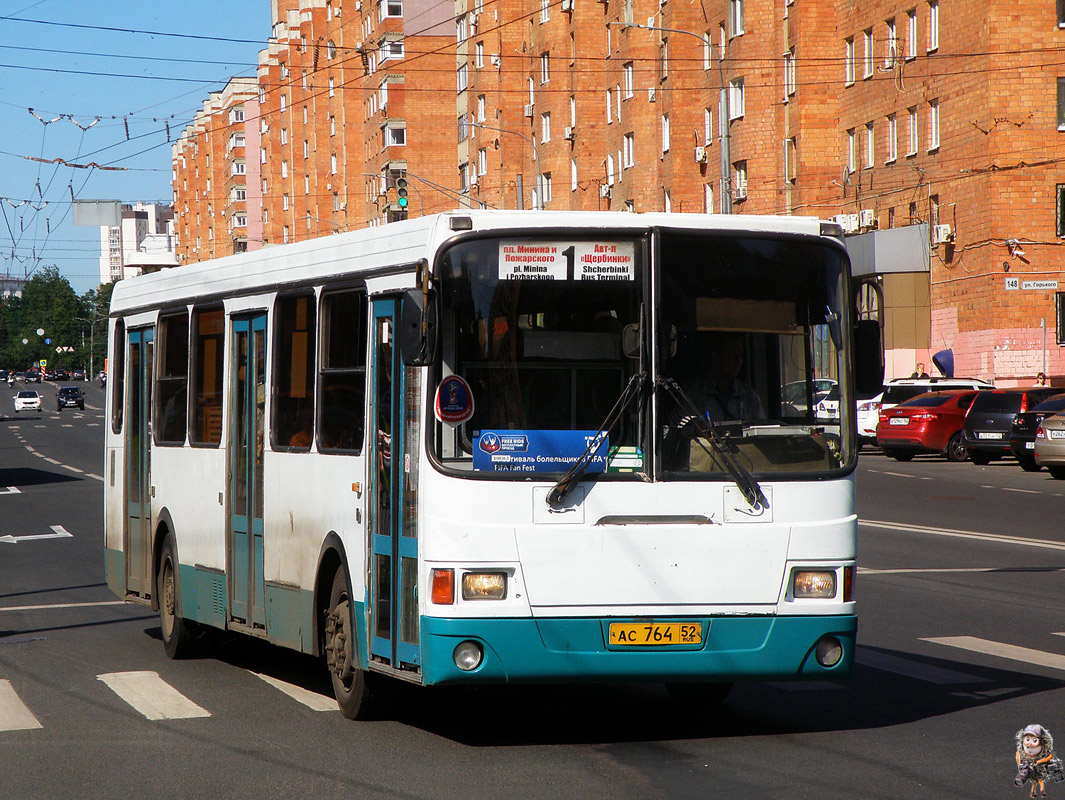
[324,567,375,720]
[158,534,196,659]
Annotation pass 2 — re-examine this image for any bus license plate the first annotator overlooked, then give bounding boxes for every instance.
[608,622,702,646]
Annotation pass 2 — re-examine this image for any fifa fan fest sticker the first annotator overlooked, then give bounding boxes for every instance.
[434,375,475,425]
[473,430,609,473]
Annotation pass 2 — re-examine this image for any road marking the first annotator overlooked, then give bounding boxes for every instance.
[85,473,104,482]
[0,680,42,731]
[98,671,211,720]
[0,487,21,495]
[923,636,1065,673]
[0,525,73,545]
[61,464,83,474]
[880,471,916,479]
[856,648,990,684]
[1002,487,1041,495]
[860,519,1065,551]
[0,600,125,613]
[253,673,338,711]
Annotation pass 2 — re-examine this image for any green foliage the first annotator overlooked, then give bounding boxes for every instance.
[0,268,111,373]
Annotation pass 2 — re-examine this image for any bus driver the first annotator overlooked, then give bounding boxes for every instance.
[681,333,766,424]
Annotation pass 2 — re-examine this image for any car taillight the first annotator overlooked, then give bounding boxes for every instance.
[1037,424,1046,440]
[911,412,938,421]
[879,411,890,422]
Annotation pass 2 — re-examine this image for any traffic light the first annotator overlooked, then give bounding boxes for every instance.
[396,174,408,209]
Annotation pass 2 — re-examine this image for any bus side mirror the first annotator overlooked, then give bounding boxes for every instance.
[399,288,438,367]
[854,319,883,394]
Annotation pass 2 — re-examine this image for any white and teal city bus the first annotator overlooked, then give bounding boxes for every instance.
[104,211,876,718]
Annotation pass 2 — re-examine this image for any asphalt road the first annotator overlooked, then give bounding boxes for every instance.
[1,397,1063,800]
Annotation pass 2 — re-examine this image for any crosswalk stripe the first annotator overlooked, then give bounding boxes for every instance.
[922,636,1065,673]
[0,679,42,731]
[253,673,338,711]
[98,671,211,720]
[857,648,990,684]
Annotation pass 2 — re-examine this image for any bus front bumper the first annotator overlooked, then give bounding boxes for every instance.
[420,614,856,686]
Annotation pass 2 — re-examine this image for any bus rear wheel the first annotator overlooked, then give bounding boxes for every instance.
[324,567,375,720]
[158,534,196,659]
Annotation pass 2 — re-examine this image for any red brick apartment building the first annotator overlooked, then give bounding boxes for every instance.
[173,0,1065,385]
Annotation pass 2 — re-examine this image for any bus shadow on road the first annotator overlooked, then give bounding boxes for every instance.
[0,467,82,487]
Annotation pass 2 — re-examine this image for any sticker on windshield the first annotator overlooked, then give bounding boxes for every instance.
[498,242,635,281]
[574,242,635,281]
[434,375,474,425]
[499,243,568,280]
[473,430,609,473]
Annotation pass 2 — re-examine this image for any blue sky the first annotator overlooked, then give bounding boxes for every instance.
[0,1,269,294]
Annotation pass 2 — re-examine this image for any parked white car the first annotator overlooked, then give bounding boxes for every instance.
[13,390,41,413]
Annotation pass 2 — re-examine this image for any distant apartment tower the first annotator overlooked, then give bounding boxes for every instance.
[98,202,178,284]
[173,77,259,263]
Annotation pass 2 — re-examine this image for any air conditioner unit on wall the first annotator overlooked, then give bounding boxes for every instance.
[600,185,611,198]
[832,213,859,234]
[933,224,954,244]
[733,185,747,201]
[561,0,574,10]
[647,87,657,103]
[694,146,707,164]
[524,104,534,118]
[563,126,575,140]
[859,209,876,228]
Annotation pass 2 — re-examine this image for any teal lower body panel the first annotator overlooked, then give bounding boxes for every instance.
[104,547,124,598]
[421,614,856,686]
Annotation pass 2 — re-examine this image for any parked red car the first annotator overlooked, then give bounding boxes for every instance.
[876,389,980,462]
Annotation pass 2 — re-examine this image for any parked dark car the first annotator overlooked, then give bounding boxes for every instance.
[56,386,84,411]
[1008,393,1065,471]
[876,390,979,462]
[71,369,85,381]
[962,388,1060,464]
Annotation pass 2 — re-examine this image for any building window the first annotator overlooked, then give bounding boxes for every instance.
[385,124,406,146]
[783,49,796,98]
[624,62,634,97]
[865,122,875,167]
[303,140,309,159]
[456,14,468,42]
[1056,185,1065,237]
[606,88,613,123]
[330,116,336,136]
[927,0,939,51]
[458,113,469,142]
[457,64,468,93]
[327,40,337,60]
[733,160,748,198]
[283,226,290,244]
[233,188,247,201]
[571,159,578,191]
[1057,292,1065,345]
[886,114,897,162]
[459,163,469,193]
[661,114,670,152]
[607,154,615,185]
[229,108,245,124]
[283,194,290,210]
[863,29,874,78]
[928,99,940,149]
[704,183,714,213]
[845,38,855,85]
[380,38,404,61]
[623,132,635,167]
[541,0,550,22]
[540,112,551,143]
[659,40,668,81]
[281,160,289,178]
[885,19,897,66]
[1058,78,1065,130]
[476,41,484,68]
[541,52,550,84]
[704,108,713,145]
[331,153,338,174]
[907,107,919,154]
[907,9,917,59]
[478,148,487,175]
[729,0,744,36]
[664,189,672,213]
[784,137,797,182]
[541,172,552,204]
[382,0,403,18]
[234,215,247,228]
[329,78,335,97]
[729,77,745,119]
[477,95,486,122]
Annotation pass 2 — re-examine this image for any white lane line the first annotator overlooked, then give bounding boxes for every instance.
[61,464,83,474]
[923,636,1065,673]
[1002,487,1041,495]
[880,471,916,479]
[0,680,42,731]
[85,473,104,482]
[857,648,990,684]
[0,601,125,613]
[859,567,1065,575]
[98,671,211,720]
[42,458,60,465]
[253,672,338,711]
[860,519,1065,552]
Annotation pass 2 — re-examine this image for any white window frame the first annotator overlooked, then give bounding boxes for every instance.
[457,64,468,93]
[476,41,485,68]
[729,0,744,37]
[907,107,919,155]
[541,112,551,143]
[885,19,897,67]
[784,49,796,98]
[865,122,875,168]
[623,132,635,168]
[928,99,940,150]
[571,159,578,192]
[661,114,670,153]
[863,29,874,78]
[907,10,917,60]
[478,147,487,176]
[385,124,406,147]
[729,77,745,119]
[927,0,939,51]
[541,52,550,84]
[624,62,634,97]
[886,114,897,163]
[704,107,713,145]
[847,129,856,173]
[845,38,855,85]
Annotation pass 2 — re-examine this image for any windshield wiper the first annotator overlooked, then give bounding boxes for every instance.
[658,378,767,510]
[547,371,647,506]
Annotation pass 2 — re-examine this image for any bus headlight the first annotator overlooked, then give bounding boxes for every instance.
[462,572,507,600]
[793,570,836,598]
[453,640,484,671]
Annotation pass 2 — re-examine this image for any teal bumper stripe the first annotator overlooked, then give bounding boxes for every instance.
[421,615,856,686]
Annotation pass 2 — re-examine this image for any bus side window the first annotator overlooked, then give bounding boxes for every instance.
[318,289,367,453]
[272,293,316,449]
[190,306,224,446]
[111,319,126,434]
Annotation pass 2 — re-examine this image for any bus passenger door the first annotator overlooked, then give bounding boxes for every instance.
[369,299,421,672]
[125,328,154,599]
[228,314,267,629]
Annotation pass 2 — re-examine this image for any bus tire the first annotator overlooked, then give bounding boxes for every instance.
[665,681,733,707]
[158,534,196,659]
[324,566,374,720]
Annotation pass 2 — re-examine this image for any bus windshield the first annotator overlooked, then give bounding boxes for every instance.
[431,230,853,479]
